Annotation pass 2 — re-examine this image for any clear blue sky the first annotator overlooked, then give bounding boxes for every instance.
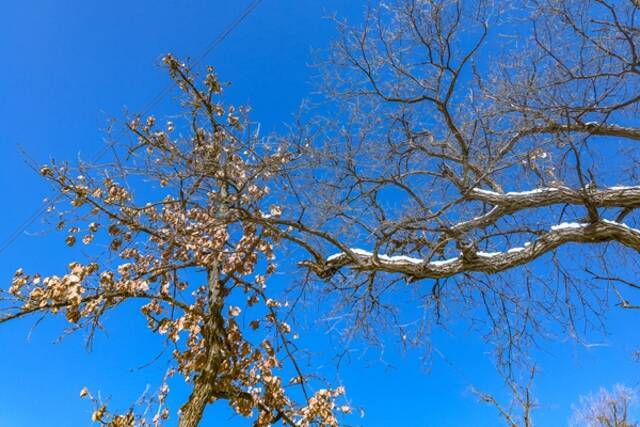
[0,1,638,426]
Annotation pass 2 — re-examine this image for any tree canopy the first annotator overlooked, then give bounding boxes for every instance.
[3,0,640,426]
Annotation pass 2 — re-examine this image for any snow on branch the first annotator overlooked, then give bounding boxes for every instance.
[449,186,640,233]
[542,122,640,141]
[313,220,640,280]
[468,185,640,208]
[326,248,424,265]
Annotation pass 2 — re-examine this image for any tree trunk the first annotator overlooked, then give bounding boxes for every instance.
[178,379,212,427]
[179,184,228,427]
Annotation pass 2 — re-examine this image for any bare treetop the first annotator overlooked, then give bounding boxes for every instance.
[283,0,640,361]
[572,384,638,427]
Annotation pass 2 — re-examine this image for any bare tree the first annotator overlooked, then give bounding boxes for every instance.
[279,0,640,366]
[571,384,638,427]
[472,367,537,427]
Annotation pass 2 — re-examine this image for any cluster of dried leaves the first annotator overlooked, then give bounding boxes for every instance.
[3,54,348,427]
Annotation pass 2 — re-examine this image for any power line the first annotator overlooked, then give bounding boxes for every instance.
[0,204,50,255]
[0,0,263,255]
[140,0,263,117]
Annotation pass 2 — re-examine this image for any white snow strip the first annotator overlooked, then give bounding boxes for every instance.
[429,257,459,266]
[350,248,374,257]
[504,188,559,196]
[471,207,500,221]
[608,186,640,191]
[470,188,501,196]
[471,187,562,197]
[327,248,463,267]
[326,248,423,265]
[602,219,640,235]
[472,185,640,199]
[547,220,640,235]
[326,252,345,262]
[477,251,502,257]
[507,247,524,253]
[377,254,423,264]
[550,222,588,231]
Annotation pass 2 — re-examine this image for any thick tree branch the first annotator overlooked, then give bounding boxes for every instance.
[304,220,640,280]
[468,186,640,208]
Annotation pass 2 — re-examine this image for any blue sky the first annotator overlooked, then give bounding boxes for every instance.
[1,1,638,426]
